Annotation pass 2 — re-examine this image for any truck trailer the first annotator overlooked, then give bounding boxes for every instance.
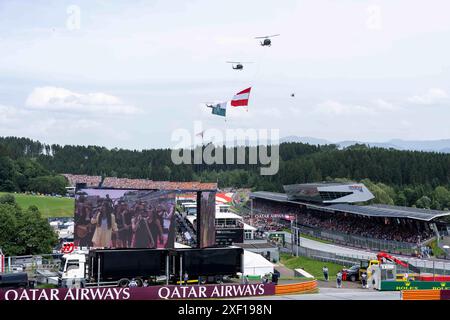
[172,247,244,284]
[58,247,244,288]
[59,248,168,288]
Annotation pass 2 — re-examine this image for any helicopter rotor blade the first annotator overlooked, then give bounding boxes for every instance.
[254,34,280,39]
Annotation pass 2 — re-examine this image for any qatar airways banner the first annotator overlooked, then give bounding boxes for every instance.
[253,213,295,221]
[0,283,275,301]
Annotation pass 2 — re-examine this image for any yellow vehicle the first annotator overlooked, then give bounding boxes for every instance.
[342,259,379,282]
[360,259,379,279]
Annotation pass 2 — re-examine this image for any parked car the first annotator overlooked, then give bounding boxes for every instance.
[341,265,360,282]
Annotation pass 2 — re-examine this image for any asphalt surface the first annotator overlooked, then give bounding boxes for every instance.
[238,287,401,300]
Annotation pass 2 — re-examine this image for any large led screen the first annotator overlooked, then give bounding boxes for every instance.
[198,191,216,248]
[74,188,176,249]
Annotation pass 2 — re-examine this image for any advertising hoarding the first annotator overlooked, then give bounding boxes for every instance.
[0,283,275,300]
[215,228,244,245]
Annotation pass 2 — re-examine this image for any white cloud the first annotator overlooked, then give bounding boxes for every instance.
[25,86,141,115]
[0,104,28,126]
[373,99,398,111]
[408,88,448,105]
[0,102,133,147]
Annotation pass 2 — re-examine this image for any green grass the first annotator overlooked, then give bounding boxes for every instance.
[36,284,58,289]
[280,253,347,281]
[0,192,74,218]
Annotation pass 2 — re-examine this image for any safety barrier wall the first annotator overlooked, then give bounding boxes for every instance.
[401,289,450,300]
[275,280,317,295]
[380,280,450,291]
[441,290,450,300]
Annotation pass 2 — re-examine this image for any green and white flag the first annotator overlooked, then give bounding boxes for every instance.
[211,102,227,117]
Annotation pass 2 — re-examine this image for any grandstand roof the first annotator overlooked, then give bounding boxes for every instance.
[329,203,450,222]
[250,191,289,202]
[215,212,243,220]
[250,191,450,222]
[284,182,354,188]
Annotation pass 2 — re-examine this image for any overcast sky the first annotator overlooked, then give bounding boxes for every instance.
[1,0,450,149]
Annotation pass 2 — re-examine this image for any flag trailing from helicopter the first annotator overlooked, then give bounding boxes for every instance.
[231,87,252,107]
[206,87,252,118]
[208,101,227,117]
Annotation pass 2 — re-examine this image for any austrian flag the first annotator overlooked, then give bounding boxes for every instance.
[231,87,252,107]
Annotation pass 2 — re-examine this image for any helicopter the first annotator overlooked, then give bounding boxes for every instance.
[226,61,253,70]
[254,34,280,46]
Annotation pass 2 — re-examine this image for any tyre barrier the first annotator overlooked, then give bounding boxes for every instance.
[401,289,450,300]
[275,280,318,295]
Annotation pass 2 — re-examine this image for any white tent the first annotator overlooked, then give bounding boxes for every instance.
[175,242,191,248]
[243,250,274,277]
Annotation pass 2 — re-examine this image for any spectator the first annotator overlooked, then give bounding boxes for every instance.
[336,271,343,288]
[271,271,279,285]
[361,272,367,289]
[322,266,329,281]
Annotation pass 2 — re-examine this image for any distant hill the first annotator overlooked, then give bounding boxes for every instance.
[280,136,332,145]
[387,139,450,153]
[280,136,450,153]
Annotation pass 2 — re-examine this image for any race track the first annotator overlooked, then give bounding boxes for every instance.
[235,288,401,300]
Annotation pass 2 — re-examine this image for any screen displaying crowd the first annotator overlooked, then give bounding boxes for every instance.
[251,199,434,243]
[74,188,176,249]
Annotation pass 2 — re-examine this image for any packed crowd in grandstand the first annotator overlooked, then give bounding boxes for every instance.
[242,214,290,233]
[62,174,102,188]
[251,199,434,244]
[175,212,196,246]
[63,174,217,191]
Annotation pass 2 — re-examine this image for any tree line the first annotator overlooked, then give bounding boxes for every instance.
[1,137,450,209]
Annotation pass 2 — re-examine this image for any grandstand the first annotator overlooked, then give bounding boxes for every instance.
[61,174,217,191]
[250,182,450,252]
[62,174,102,188]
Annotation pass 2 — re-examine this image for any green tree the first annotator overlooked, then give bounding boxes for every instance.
[0,204,21,255]
[433,186,450,210]
[416,196,432,209]
[16,205,58,255]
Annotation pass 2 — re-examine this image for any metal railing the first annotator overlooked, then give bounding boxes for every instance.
[282,244,450,276]
[293,224,419,255]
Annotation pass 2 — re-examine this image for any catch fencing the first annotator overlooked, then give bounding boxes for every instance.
[294,224,418,255]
